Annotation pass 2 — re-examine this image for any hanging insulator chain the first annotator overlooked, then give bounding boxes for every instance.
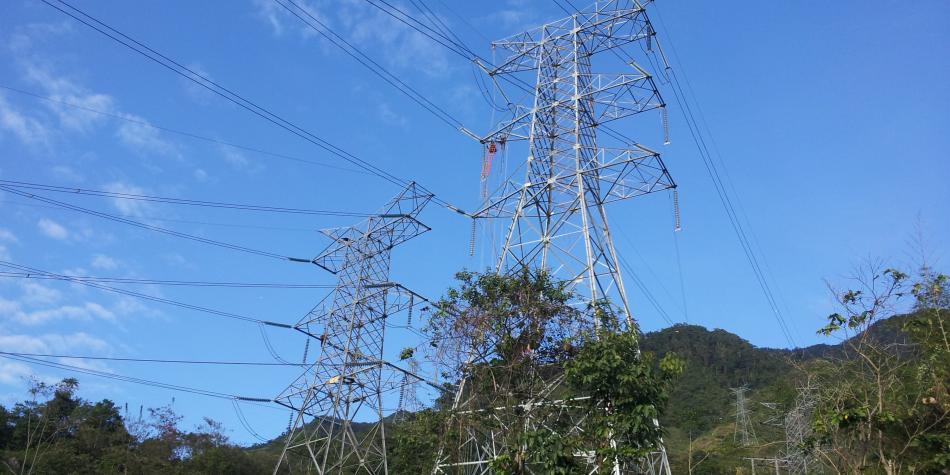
[469,219,477,256]
[407,295,414,326]
[673,189,682,232]
[301,338,311,365]
[662,106,671,145]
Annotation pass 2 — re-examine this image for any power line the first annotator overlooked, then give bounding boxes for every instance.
[647,7,797,347]
[617,253,676,327]
[0,185,309,262]
[0,179,372,217]
[0,350,305,367]
[273,0,477,139]
[0,198,322,232]
[0,353,275,404]
[42,0,404,187]
[41,0,470,216]
[0,260,290,327]
[0,271,333,289]
[0,84,370,175]
[363,0,477,61]
[548,0,796,346]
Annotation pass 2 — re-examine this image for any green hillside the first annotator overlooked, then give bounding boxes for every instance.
[1,312,940,474]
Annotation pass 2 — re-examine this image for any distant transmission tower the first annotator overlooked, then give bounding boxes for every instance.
[273,183,434,474]
[732,385,757,446]
[784,381,819,474]
[436,1,675,473]
[395,357,425,421]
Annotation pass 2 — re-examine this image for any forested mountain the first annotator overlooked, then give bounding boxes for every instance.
[0,314,930,473]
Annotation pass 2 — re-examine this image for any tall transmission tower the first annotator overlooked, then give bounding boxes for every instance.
[732,385,757,446]
[435,1,675,473]
[475,0,673,322]
[273,183,434,474]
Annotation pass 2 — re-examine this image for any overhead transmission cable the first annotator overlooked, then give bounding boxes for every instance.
[648,14,796,346]
[0,84,369,175]
[0,271,333,289]
[0,350,305,367]
[41,0,470,216]
[0,353,274,403]
[0,198,322,233]
[0,185,310,263]
[0,260,289,327]
[548,0,796,346]
[273,0,478,140]
[0,179,372,217]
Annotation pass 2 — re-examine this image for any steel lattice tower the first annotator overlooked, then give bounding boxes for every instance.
[732,385,757,446]
[273,183,433,474]
[476,0,673,324]
[434,1,675,473]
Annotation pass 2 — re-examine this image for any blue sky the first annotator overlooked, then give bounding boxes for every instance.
[0,0,948,445]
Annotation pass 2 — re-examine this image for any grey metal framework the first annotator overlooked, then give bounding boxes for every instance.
[476,0,673,323]
[732,385,757,446]
[434,1,674,473]
[273,183,434,474]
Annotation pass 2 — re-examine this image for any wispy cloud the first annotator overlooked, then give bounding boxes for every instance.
[101,182,153,218]
[4,24,180,158]
[0,331,109,355]
[256,0,451,76]
[218,144,264,173]
[115,114,180,158]
[0,360,32,385]
[51,165,85,183]
[0,298,116,326]
[37,218,69,240]
[23,64,115,134]
[91,254,119,270]
[377,102,408,127]
[0,229,17,243]
[20,281,62,306]
[0,94,50,147]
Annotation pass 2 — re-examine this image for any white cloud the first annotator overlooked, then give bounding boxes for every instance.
[91,254,119,270]
[115,114,180,158]
[0,245,9,261]
[377,102,407,127]
[254,0,288,35]
[0,229,16,243]
[218,145,263,173]
[0,360,32,385]
[0,332,108,354]
[102,182,151,217]
[256,0,450,75]
[51,165,85,183]
[20,282,61,306]
[0,298,116,326]
[162,253,195,270]
[193,168,209,182]
[37,218,69,240]
[0,95,50,146]
[22,64,115,134]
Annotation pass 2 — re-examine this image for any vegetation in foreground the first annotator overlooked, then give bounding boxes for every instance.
[0,262,946,474]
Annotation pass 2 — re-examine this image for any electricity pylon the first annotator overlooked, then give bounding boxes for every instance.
[784,382,819,474]
[732,385,757,446]
[435,1,675,473]
[273,183,434,474]
[475,0,673,322]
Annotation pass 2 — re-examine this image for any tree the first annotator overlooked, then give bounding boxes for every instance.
[810,261,950,474]
[424,269,682,473]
